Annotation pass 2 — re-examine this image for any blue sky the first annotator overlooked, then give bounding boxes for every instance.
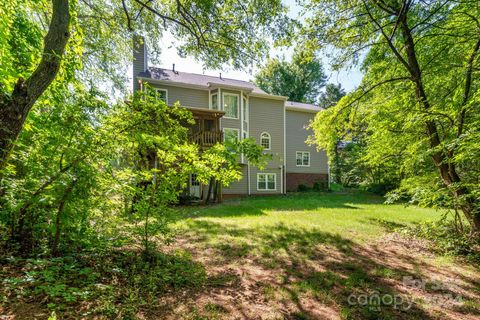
[155,0,363,92]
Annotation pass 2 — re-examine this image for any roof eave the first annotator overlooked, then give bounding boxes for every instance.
[137,76,209,90]
[207,82,253,93]
[285,106,322,114]
[249,93,288,101]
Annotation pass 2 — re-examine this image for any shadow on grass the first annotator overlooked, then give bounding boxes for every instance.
[178,191,381,220]
[365,217,409,231]
[177,219,479,320]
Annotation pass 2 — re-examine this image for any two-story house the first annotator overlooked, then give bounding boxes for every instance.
[133,42,329,200]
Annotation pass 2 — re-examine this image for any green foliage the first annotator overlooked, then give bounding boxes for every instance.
[400,217,480,263]
[0,83,267,255]
[318,83,346,109]
[297,184,309,192]
[2,251,206,317]
[254,49,327,103]
[0,85,114,253]
[305,0,480,230]
[0,0,292,94]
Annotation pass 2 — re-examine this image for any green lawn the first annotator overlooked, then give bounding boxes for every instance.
[175,191,441,242]
[168,191,480,320]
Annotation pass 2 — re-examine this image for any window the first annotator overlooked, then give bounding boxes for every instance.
[296,151,310,167]
[154,88,168,103]
[242,96,248,120]
[260,132,271,150]
[223,93,239,119]
[223,128,239,144]
[211,93,218,110]
[257,173,276,191]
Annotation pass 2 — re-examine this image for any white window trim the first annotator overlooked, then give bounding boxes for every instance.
[154,88,168,104]
[210,92,218,110]
[260,132,271,150]
[257,173,276,191]
[296,151,311,167]
[222,92,240,119]
[223,127,240,143]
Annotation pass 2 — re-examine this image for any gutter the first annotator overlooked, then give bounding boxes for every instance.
[285,106,322,114]
[137,77,208,90]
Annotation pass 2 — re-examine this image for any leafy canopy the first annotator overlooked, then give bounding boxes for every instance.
[303,1,480,220]
[254,49,326,103]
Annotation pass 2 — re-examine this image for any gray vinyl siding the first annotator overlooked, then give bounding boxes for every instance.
[151,84,209,109]
[285,109,328,174]
[223,165,248,194]
[248,97,285,194]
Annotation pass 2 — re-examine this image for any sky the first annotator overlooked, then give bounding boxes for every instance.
[153,0,364,92]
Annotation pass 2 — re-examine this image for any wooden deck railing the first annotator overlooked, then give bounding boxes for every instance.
[189,130,223,147]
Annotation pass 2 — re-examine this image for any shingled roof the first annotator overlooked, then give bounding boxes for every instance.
[285,101,323,113]
[137,67,323,113]
[138,67,269,95]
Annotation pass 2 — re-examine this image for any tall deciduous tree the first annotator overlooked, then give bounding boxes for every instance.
[0,0,291,171]
[304,1,480,234]
[318,84,346,109]
[318,83,346,184]
[254,50,326,103]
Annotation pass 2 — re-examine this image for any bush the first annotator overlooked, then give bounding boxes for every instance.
[399,218,480,263]
[297,184,310,192]
[1,250,206,317]
[313,181,328,191]
[361,183,397,196]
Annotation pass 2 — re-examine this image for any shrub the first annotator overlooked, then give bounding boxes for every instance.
[313,181,328,191]
[400,218,480,263]
[297,184,310,192]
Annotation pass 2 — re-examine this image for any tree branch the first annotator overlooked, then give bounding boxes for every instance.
[457,31,480,137]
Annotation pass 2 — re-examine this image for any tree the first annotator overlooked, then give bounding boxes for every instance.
[317,83,346,183]
[0,0,292,171]
[304,1,480,234]
[254,49,326,103]
[0,85,114,253]
[318,84,346,109]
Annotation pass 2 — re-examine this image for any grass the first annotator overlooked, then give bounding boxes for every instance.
[168,190,480,320]
[175,190,441,242]
[2,191,479,319]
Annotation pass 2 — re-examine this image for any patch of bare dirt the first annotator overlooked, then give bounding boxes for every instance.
[152,230,480,320]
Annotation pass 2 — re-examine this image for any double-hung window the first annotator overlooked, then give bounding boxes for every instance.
[223,93,239,119]
[211,93,218,110]
[257,173,276,191]
[154,88,168,103]
[296,151,310,167]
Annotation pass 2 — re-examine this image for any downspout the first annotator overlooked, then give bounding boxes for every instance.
[247,162,251,195]
[284,107,286,194]
[240,90,244,163]
[280,165,283,194]
[327,160,331,190]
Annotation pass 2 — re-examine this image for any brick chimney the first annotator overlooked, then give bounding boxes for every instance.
[132,36,148,91]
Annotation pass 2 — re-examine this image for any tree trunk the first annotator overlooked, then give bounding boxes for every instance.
[52,179,76,256]
[0,0,71,171]
[333,141,341,184]
[213,179,219,203]
[205,177,214,204]
[398,15,480,234]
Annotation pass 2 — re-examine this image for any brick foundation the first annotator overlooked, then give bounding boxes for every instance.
[286,173,329,192]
